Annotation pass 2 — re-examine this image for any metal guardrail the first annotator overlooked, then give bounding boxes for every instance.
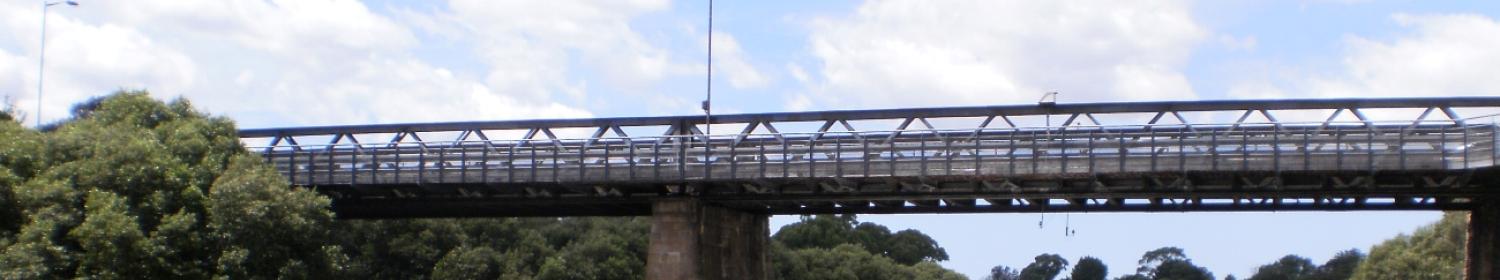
[239,98,1500,216]
[251,122,1499,187]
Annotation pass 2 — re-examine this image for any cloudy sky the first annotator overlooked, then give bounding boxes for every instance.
[2,0,1498,278]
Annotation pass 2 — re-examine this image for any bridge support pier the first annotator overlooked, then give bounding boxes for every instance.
[647,198,769,280]
[1469,201,1500,280]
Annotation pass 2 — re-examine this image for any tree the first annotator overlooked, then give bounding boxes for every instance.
[1122,247,1214,280]
[1351,212,1465,280]
[1019,254,1069,280]
[1307,249,1362,280]
[1071,256,1108,280]
[885,229,950,264]
[0,91,344,279]
[1247,255,1315,280]
[431,246,502,280]
[988,265,1021,280]
[773,214,949,265]
[772,243,964,280]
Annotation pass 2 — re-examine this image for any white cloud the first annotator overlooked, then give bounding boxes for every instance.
[0,2,196,124]
[787,63,810,83]
[1230,13,1500,100]
[0,0,635,127]
[446,0,689,100]
[711,31,769,89]
[797,0,1206,110]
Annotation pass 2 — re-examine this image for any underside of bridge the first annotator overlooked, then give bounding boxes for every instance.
[239,97,1500,280]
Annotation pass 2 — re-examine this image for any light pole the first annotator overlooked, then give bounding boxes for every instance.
[37,0,79,127]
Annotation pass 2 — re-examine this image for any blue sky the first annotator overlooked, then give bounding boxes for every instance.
[2,0,1499,278]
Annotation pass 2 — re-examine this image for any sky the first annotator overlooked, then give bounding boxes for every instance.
[1,0,1498,278]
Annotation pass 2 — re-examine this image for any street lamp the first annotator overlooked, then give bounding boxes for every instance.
[37,0,79,127]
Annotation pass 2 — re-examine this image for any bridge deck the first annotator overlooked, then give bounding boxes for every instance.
[241,98,1500,217]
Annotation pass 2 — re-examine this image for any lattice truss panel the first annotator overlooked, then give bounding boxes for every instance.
[238,98,1500,217]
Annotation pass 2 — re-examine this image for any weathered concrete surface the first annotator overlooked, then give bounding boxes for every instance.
[646,198,769,280]
[1469,201,1500,280]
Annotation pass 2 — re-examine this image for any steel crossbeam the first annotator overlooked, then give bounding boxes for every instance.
[239,98,1500,218]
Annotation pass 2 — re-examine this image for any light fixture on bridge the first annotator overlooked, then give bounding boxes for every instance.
[1039,91,1058,107]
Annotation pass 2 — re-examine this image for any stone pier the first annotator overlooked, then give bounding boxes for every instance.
[1469,201,1500,280]
[646,198,769,280]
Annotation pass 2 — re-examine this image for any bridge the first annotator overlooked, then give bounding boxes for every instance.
[241,97,1500,280]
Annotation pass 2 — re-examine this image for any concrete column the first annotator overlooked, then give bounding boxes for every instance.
[646,198,769,280]
[1469,201,1500,280]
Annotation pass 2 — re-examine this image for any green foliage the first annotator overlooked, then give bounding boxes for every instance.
[1310,250,1363,280]
[771,215,963,280]
[772,243,964,280]
[773,214,949,265]
[431,246,502,280]
[1019,253,1068,280]
[988,265,1021,280]
[1248,255,1315,280]
[0,91,339,279]
[1071,256,1108,280]
[1351,212,1466,280]
[1246,250,1364,280]
[1118,247,1214,280]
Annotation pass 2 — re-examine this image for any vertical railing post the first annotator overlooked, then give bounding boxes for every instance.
[944,136,954,176]
[1060,129,1069,173]
[1009,132,1017,176]
[1464,125,1471,169]
[1118,129,1127,173]
[920,133,929,177]
[759,138,768,178]
[481,142,490,185]
[1368,126,1376,173]
[460,143,469,183]
[369,145,378,184]
[1210,128,1219,171]
[289,148,298,185]
[628,140,638,180]
[537,140,543,182]
[1272,128,1281,173]
[678,137,687,181]
[1150,129,1158,172]
[1336,126,1345,170]
[418,145,426,184]
[1032,131,1041,175]
[653,140,662,181]
[1087,130,1096,175]
[605,140,613,181]
[1241,128,1250,172]
[864,137,872,178]
[1303,128,1312,170]
[835,137,844,177]
[1399,128,1408,170]
[1178,129,1186,172]
[974,131,983,176]
[437,146,446,184]
[784,138,792,178]
[350,144,359,186]
[807,138,816,178]
[506,144,516,184]
[729,138,737,180]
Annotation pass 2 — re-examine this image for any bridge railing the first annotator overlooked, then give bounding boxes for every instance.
[251,120,1498,186]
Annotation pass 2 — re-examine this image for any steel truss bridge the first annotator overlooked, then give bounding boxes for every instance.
[240,98,1500,218]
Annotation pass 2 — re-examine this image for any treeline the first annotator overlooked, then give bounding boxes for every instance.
[982,212,1468,280]
[0,91,968,279]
